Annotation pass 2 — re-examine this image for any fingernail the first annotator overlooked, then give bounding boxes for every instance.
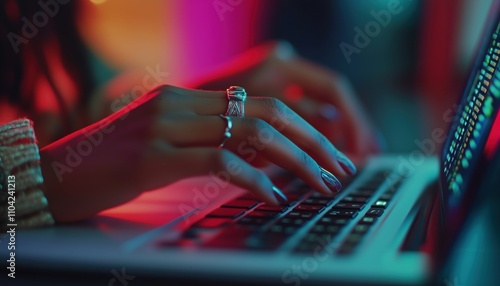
[272,186,288,203]
[275,41,296,60]
[320,167,342,193]
[337,151,357,175]
[319,104,340,121]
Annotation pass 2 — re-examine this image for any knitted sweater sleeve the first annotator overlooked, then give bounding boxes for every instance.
[0,119,54,232]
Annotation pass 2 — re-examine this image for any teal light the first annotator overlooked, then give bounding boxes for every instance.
[474,130,480,138]
[492,84,500,98]
[494,78,500,87]
[484,102,494,117]
[465,150,473,159]
[462,158,469,168]
[470,139,477,149]
[451,181,460,194]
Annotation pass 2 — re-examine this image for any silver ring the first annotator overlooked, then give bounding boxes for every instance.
[218,114,232,149]
[225,86,247,117]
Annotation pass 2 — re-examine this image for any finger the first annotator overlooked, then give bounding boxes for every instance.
[279,59,377,155]
[154,114,273,167]
[227,117,341,195]
[156,86,356,176]
[286,97,341,123]
[248,97,356,177]
[185,94,355,177]
[148,146,281,205]
[155,114,340,195]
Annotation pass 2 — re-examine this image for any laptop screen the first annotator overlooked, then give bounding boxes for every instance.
[440,1,500,248]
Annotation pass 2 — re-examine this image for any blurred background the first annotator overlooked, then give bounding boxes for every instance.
[76,0,494,153]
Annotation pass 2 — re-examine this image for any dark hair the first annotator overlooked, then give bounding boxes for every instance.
[1,0,94,133]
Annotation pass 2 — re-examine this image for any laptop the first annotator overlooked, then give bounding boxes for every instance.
[2,2,500,286]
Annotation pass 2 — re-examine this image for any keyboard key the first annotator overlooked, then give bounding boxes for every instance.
[204,227,253,248]
[334,203,365,210]
[302,198,331,205]
[310,224,326,233]
[247,233,287,250]
[276,217,307,226]
[310,224,341,235]
[286,211,315,219]
[276,217,294,225]
[302,233,320,243]
[246,211,279,218]
[365,208,384,217]
[222,199,259,209]
[345,233,363,244]
[341,196,369,203]
[295,205,324,212]
[327,209,359,219]
[318,216,350,225]
[294,234,334,253]
[372,200,388,208]
[192,218,231,228]
[352,224,370,234]
[332,218,350,225]
[282,226,300,234]
[207,208,245,219]
[294,241,321,253]
[255,205,288,212]
[266,223,299,234]
[268,225,284,233]
[336,232,364,255]
[291,218,307,226]
[359,216,377,224]
[304,233,334,243]
[237,216,272,226]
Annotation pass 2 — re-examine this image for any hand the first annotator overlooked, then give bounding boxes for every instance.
[40,85,356,222]
[193,41,381,157]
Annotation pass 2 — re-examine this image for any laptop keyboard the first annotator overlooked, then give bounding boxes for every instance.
[162,169,406,256]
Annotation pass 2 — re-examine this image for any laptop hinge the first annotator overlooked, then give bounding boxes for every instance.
[400,180,440,251]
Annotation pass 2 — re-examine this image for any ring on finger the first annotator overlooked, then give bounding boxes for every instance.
[218,114,233,149]
[225,86,247,117]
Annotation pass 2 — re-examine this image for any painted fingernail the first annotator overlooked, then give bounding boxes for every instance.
[319,104,340,121]
[320,167,342,193]
[272,186,288,203]
[337,151,357,175]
